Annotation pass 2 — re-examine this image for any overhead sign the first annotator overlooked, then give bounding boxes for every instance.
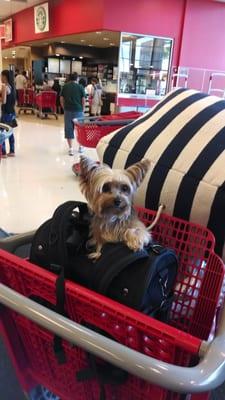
[34,2,49,33]
[4,19,13,42]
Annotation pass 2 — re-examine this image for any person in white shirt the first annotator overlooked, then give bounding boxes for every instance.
[15,71,27,101]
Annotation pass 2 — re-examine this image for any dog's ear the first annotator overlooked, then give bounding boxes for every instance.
[125,159,150,190]
[79,156,99,198]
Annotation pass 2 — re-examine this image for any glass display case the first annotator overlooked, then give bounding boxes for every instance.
[118,32,173,104]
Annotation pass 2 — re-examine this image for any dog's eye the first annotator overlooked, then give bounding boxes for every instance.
[102,183,111,193]
[121,184,130,193]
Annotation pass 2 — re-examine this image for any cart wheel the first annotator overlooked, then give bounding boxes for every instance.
[72,162,80,176]
[29,385,60,400]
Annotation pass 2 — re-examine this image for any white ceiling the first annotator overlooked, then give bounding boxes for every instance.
[24,31,120,48]
[0,0,41,21]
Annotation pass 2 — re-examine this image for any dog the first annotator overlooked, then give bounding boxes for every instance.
[79,156,151,260]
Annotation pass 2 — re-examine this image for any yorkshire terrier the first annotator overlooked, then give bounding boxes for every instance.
[79,156,152,260]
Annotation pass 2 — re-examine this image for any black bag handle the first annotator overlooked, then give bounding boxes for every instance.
[48,201,88,267]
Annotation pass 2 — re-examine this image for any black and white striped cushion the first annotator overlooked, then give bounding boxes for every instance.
[97,88,225,259]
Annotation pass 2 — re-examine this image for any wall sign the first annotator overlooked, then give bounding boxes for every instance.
[34,2,49,33]
[4,19,12,42]
[0,25,5,39]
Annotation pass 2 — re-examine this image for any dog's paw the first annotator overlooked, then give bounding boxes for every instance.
[124,228,151,252]
[88,251,102,261]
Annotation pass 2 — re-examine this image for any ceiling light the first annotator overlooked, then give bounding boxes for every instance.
[103,37,109,41]
[72,57,75,61]
[79,56,83,59]
[80,39,85,42]
[61,41,65,44]
[96,31,101,34]
[89,44,93,47]
[55,53,60,57]
[12,55,15,59]
[110,43,115,46]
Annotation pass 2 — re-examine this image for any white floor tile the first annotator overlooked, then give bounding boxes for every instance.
[0,114,97,233]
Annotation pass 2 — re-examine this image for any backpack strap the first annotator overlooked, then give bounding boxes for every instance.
[48,201,88,363]
[93,243,149,294]
[48,201,88,268]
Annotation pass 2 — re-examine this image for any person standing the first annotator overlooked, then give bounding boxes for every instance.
[60,72,85,156]
[1,70,17,158]
[89,78,103,116]
[15,70,27,101]
[79,78,90,117]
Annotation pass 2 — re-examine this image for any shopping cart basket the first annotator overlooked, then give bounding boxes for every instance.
[35,91,58,120]
[0,123,13,160]
[73,111,143,176]
[18,89,36,115]
[0,208,225,400]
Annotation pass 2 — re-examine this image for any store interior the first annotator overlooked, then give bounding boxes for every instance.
[2,30,173,112]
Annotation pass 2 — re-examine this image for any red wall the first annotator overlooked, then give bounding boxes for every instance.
[4,0,225,73]
[3,0,186,68]
[5,0,104,46]
[102,0,186,66]
[180,0,225,70]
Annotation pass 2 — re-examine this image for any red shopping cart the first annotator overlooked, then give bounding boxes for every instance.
[0,208,225,400]
[35,91,58,120]
[73,111,143,176]
[17,89,36,114]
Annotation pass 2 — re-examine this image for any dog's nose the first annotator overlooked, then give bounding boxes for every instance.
[114,197,121,207]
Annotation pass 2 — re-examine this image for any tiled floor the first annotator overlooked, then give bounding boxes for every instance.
[0,113,96,233]
[0,114,225,399]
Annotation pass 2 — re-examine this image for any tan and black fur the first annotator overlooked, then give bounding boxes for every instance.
[79,156,151,260]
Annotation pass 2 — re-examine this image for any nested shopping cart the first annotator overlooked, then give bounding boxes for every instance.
[17,89,36,115]
[0,208,225,400]
[73,111,143,175]
[35,91,58,120]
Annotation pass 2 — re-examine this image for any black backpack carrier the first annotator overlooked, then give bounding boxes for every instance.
[30,201,178,398]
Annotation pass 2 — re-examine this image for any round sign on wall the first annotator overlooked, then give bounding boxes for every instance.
[34,2,49,34]
[36,7,47,32]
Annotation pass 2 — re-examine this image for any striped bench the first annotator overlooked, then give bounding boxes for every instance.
[97,88,225,260]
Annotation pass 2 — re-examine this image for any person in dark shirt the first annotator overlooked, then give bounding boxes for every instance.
[60,72,85,156]
[52,79,61,114]
[1,70,16,158]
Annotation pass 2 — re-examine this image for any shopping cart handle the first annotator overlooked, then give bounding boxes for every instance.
[0,283,225,394]
[74,119,134,126]
[0,231,35,253]
[0,123,13,145]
